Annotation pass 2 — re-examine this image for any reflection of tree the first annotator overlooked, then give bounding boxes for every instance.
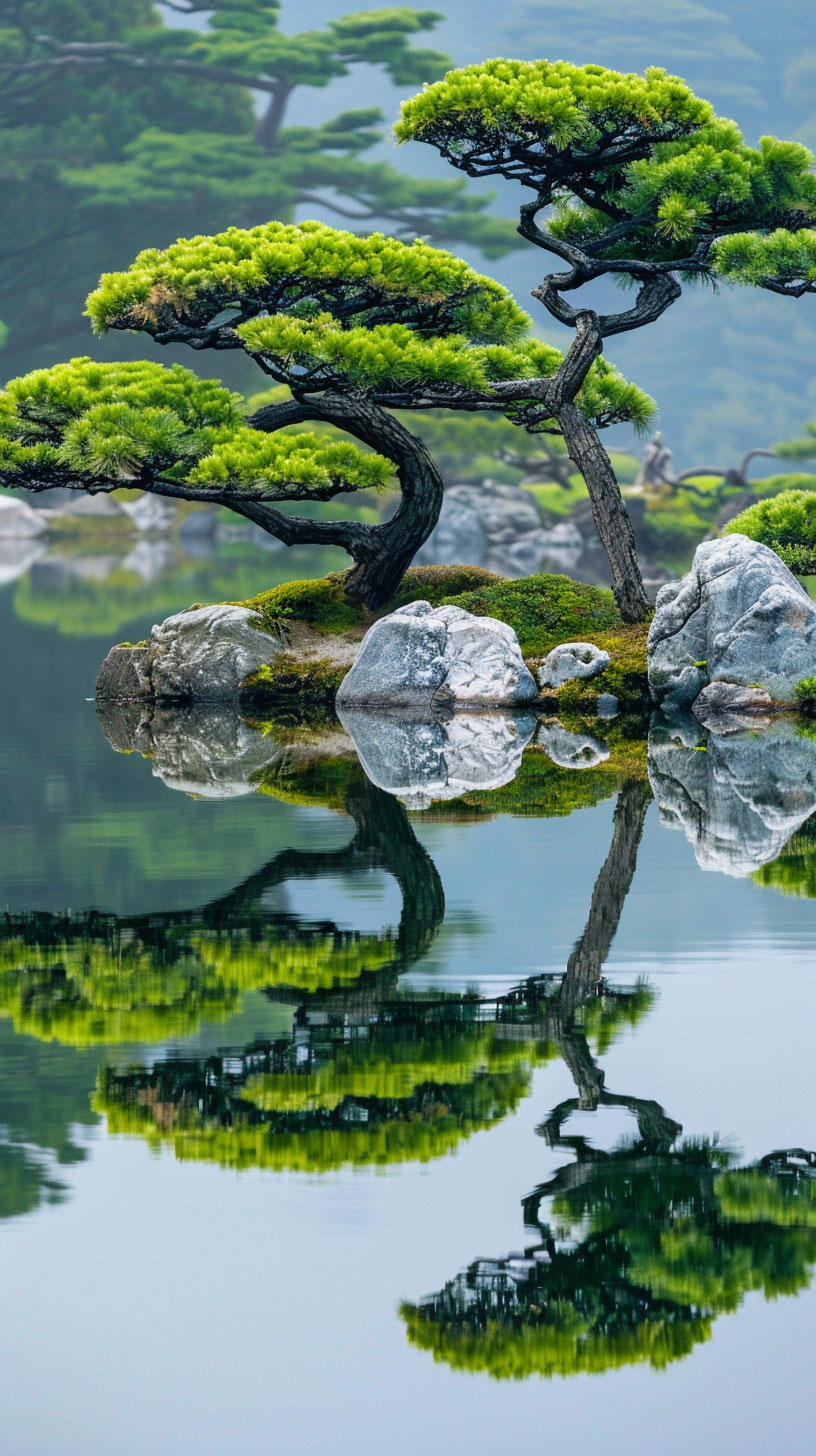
[93,789,652,1175]
[0,777,443,1045]
[402,784,816,1378]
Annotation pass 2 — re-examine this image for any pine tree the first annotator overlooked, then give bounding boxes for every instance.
[0,220,651,609]
[0,2,519,373]
[396,58,816,618]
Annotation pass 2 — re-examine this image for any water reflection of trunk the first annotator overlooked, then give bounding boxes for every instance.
[1,773,445,1008]
[560,780,651,1018]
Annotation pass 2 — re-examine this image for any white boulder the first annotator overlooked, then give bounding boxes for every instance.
[537,641,610,689]
[648,534,816,706]
[335,600,538,708]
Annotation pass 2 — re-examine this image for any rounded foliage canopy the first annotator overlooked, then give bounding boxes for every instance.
[81,220,653,429]
[0,357,392,498]
[725,490,816,572]
[398,59,816,277]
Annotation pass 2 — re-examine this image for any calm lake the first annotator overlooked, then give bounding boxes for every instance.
[2,539,816,1456]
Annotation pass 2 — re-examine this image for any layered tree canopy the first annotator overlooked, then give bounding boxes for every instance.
[397,59,816,288]
[84,220,652,424]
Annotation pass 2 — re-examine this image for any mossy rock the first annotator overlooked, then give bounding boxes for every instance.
[240,655,346,711]
[551,623,651,712]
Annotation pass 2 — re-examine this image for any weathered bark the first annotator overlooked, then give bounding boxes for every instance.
[248,393,444,608]
[557,400,650,621]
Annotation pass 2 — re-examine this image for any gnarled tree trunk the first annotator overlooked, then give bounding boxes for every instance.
[247,392,444,609]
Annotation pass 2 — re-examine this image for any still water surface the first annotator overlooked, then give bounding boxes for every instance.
[1,541,816,1455]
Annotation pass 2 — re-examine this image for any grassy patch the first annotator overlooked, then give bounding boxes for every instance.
[438,573,622,656]
[552,622,651,712]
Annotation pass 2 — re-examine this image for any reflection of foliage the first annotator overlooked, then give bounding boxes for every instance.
[95,963,648,1174]
[403,1141,816,1378]
[0,773,444,1045]
[0,1146,67,1221]
[753,816,816,898]
[12,544,344,638]
[96,1029,536,1173]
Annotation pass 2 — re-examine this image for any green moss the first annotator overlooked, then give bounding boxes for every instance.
[438,573,622,656]
[795,676,816,715]
[241,655,345,709]
[552,623,651,712]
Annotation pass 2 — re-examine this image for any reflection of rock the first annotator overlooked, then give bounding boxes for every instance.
[692,681,775,732]
[536,721,610,769]
[648,713,816,875]
[649,535,816,706]
[416,481,584,577]
[96,603,281,703]
[0,497,48,538]
[119,537,177,582]
[118,495,177,534]
[97,702,287,798]
[538,641,610,689]
[336,601,538,709]
[0,538,47,585]
[337,706,537,809]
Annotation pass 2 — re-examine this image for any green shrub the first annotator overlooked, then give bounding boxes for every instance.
[724,490,816,571]
[795,676,816,715]
[439,573,621,656]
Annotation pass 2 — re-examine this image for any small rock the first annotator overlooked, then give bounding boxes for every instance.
[95,643,152,702]
[0,496,48,538]
[649,534,816,706]
[692,681,775,732]
[537,721,610,769]
[596,693,619,719]
[336,601,538,709]
[537,641,610,689]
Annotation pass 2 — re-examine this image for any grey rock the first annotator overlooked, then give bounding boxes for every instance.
[538,640,611,689]
[96,603,281,703]
[648,535,816,706]
[597,693,620,719]
[0,496,48,538]
[536,721,610,769]
[119,494,177,534]
[97,701,286,799]
[337,705,536,809]
[336,600,538,708]
[692,680,776,732]
[59,493,124,519]
[95,643,152,702]
[648,712,816,875]
[416,480,583,578]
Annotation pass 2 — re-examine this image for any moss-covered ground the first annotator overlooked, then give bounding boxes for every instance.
[238,565,651,712]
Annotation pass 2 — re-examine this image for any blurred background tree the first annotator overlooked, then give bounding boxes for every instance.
[0,0,518,378]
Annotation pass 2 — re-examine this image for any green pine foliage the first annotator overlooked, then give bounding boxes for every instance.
[398,59,816,277]
[724,489,816,571]
[0,356,391,498]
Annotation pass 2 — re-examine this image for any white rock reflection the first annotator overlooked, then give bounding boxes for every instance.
[648,713,816,876]
[336,706,537,809]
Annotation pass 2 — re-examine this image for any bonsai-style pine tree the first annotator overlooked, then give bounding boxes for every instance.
[396,59,816,618]
[0,220,650,610]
